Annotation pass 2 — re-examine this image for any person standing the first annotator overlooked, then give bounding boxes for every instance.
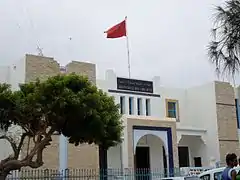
[222,153,238,180]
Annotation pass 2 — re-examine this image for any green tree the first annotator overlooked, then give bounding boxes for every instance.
[0,74,123,180]
[208,0,240,78]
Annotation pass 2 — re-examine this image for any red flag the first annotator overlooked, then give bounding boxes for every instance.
[104,19,126,38]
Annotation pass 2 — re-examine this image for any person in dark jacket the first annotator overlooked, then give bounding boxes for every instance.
[222,153,238,180]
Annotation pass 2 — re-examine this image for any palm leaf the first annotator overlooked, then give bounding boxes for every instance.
[208,0,240,79]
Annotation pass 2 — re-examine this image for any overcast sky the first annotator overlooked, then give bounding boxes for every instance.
[0,0,230,88]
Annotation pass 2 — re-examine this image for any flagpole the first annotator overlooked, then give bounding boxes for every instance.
[125,16,131,79]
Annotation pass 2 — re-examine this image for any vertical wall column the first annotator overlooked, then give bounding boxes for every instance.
[59,66,68,177]
[59,135,68,174]
[134,97,138,115]
[142,98,146,115]
[122,119,129,169]
[125,96,129,115]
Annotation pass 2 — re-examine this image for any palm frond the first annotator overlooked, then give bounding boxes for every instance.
[208,0,240,79]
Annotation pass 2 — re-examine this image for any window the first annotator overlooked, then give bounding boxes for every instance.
[120,96,125,114]
[199,174,210,180]
[146,99,151,116]
[129,97,134,115]
[214,172,223,180]
[137,98,142,115]
[167,102,176,118]
[194,157,202,167]
[166,99,179,119]
[185,177,201,180]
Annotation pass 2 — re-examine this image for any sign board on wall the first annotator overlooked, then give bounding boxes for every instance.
[117,77,153,93]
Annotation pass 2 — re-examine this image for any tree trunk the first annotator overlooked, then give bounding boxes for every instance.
[99,145,108,180]
[0,172,8,180]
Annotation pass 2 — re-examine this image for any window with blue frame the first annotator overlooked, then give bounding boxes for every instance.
[166,99,178,118]
[235,99,240,129]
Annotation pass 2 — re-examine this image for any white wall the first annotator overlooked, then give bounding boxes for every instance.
[0,57,25,89]
[0,129,13,160]
[185,82,220,163]
[0,125,22,161]
[107,144,122,169]
[9,57,26,91]
[157,86,187,122]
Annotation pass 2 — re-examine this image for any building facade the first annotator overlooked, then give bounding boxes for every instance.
[97,70,240,171]
[0,54,240,173]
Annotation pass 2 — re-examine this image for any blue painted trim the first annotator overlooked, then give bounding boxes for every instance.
[167,129,174,176]
[133,125,170,131]
[133,125,174,176]
[235,99,240,129]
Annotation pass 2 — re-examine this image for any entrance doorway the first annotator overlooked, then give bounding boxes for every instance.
[194,157,202,167]
[135,146,150,180]
[178,146,189,167]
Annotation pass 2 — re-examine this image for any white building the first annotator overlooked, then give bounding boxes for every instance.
[0,55,240,175]
[97,70,240,173]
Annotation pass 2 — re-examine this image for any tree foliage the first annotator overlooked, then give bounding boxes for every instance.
[0,74,123,179]
[208,0,240,78]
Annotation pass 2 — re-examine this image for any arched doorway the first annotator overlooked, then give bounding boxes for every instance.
[132,126,174,178]
[134,134,168,180]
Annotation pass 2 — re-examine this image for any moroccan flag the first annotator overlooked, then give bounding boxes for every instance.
[104,18,127,38]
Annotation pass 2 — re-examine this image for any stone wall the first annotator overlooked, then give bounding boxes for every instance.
[25,54,60,83]
[22,54,99,169]
[215,81,240,162]
[66,61,96,84]
[66,60,98,169]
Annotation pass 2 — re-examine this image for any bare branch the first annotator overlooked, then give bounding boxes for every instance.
[27,140,50,168]
[33,136,37,143]
[26,136,30,156]
[15,133,27,159]
[23,127,55,161]
[0,155,15,165]
[0,128,55,174]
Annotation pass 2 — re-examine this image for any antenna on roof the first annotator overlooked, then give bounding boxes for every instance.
[36,45,44,56]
